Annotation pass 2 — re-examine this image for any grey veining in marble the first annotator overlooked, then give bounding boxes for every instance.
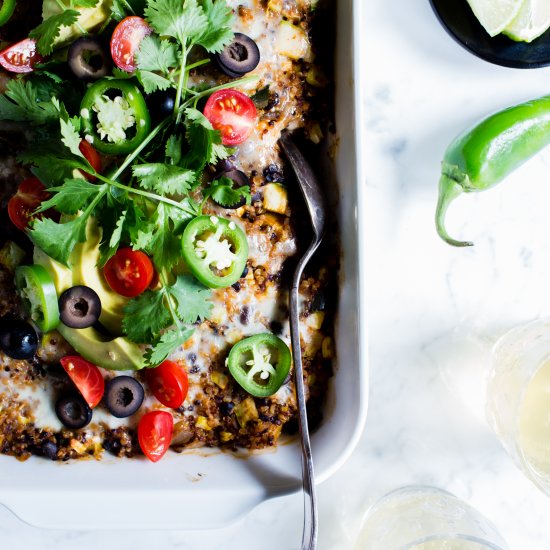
[2,1,550,549]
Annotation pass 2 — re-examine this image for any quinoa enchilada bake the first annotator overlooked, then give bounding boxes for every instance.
[0,0,337,463]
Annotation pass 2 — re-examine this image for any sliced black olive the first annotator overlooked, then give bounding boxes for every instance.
[147,89,176,122]
[214,169,251,209]
[59,285,102,329]
[0,319,38,359]
[215,33,260,77]
[105,376,145,418]
[55,394,92,429]
[68,36,110,82]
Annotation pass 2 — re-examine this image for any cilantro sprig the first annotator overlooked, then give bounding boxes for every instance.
[30,1,102,55]
[123,274,212,366]
[10,0,259,367]
[140,0,234,121]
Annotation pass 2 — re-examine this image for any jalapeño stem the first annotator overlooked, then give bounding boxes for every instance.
[435,174,472,248]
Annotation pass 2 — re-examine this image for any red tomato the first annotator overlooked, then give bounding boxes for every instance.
[103,248,154,298]
[0,38,43,74]
[79,140,102,182]
[110,16,151,73]
[203,89,257,146]
[138,410,173,463]
[146,360,189,409]
[7,177,53,231]
[60,356,105,409]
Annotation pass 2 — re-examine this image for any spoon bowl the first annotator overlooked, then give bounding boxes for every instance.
[430,0,550,68]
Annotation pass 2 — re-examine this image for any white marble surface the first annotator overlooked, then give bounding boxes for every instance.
[3,1,550,548]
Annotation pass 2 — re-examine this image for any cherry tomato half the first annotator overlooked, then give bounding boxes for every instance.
[60,356,105,409]
[203,89,257,146]
[138,410,173,463]
[103,248,154,298]
[146,360,189,409]
[79,139,102,182]
[0,38,43,73]
[8,177,53,231]
[110,16,151,73]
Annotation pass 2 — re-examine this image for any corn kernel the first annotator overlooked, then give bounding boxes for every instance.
[211,371,229,390]
[220,431,234,442]
[195,416,212,431]
[322,336,334,359]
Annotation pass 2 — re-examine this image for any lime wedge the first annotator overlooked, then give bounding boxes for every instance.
[503,0,550,42]
[466,0,526,37]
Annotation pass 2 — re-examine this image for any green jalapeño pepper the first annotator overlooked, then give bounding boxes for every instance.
[181,215,248,289]
[15,264,60,332]
[80,79,151,155]
[227,334,291,398]
[0,0,16,27]
[436,95,550,247]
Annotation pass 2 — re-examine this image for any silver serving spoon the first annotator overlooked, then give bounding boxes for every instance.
[279,130,327,550]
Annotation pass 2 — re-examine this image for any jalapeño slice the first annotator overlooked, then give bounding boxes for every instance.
[15,264,60,332]
[181,215,248,289]
[80,79,151,155]
[0,0,16,27]
[227,334,291,398]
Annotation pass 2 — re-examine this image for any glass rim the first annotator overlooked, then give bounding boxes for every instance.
[488,319,550,496]
[400,533,506,550]
[359,486,508,550]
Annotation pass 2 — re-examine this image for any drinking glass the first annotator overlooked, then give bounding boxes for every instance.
[487,318,550,496]
[354,486,509,550]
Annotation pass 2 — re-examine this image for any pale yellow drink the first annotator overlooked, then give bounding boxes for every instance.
[517,359,550,479]
[354,487,508,550]
[487,319,550,495]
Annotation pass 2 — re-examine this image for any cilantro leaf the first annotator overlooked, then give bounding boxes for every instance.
[110,67,135,79]
[137,70,173,94]
[132,163,196,195]
[135,203,182,270]
[111,0,146,20]
[0,80,59,125]
[144,327,194,367]
[56,102,84,159]
[144,0,208,45]
[204,176,252,208]
[183,107,232,171]
[75,0,101,7]
[136,35,178,73]
[18,137,90,187]
[123,288,172,343]
[95,191,144,267]
[29,154,89,188]
[29,215,88,266]
[168,275,212,324]
[37,179,101,215]
[251,86,271,109]
[109,209,128,250]
[196,0,234,53]
[165,134,182,165]
[30,10,80,56]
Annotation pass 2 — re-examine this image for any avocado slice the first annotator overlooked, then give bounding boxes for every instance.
[58,324,146,371]
[71,220,129,335]
[42,0,113,47]
[33,247,73,294]
[34,217,147,371]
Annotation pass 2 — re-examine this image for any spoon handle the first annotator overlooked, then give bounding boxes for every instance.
[290,241,321,550]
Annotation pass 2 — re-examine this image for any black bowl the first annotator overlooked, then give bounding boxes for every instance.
[430,0,550,69]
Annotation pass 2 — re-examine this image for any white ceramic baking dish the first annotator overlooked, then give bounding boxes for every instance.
[0,0,367,529]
